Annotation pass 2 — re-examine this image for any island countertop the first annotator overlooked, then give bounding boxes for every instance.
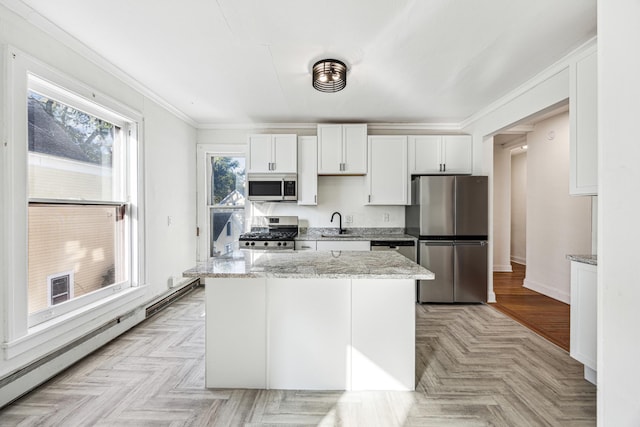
[183,250,434,280]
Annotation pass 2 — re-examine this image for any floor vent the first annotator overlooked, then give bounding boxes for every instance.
[145,278,201,318]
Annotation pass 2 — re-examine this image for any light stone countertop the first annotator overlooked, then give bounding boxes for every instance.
[567,254,598,266]
[296,227,417,242]
[183,250,434,280]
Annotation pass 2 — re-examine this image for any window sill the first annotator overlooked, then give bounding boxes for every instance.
[2,286,146,362]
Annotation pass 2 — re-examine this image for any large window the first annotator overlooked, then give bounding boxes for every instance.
[209,155,245,257]
[26,74,138,325]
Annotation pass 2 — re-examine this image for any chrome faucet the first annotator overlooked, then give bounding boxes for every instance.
[331,211,345,234]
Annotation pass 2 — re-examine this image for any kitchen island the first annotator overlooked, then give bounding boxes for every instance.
[183,250,434,391]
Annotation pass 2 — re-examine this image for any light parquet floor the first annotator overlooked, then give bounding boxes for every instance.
[0,286,596,426]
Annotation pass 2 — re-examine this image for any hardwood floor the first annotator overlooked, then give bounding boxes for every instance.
[0,285,595,426]
[492,263,571,351]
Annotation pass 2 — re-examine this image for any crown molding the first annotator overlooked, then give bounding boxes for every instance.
[198,121,463,132]
[197,122,318,130]
[0,0,197,128]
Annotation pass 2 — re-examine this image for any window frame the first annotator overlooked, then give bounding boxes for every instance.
[2,46,146,346]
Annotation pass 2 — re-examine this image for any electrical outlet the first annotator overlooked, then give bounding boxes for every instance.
[345,214,353,224]
[383,212,390,222]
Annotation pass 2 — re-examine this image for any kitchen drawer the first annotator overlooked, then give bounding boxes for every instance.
[294,241,317,251]
[316,240,370,251]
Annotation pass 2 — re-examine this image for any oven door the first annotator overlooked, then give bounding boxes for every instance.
[247,174,296,201]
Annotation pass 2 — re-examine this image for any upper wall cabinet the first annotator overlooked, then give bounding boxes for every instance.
[317,124,367,174]
[247,134,297,174]
[570,49,598,196]
[366,135,408,205]
[408,135,472,174]
[297,136,318,205]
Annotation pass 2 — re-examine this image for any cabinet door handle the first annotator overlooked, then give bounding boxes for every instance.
[443,163,446,172]
[314,195,317,204]
[368,195,371,203]
[439,163,443,172]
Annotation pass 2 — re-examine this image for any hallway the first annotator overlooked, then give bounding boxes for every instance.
[491,263,571,351]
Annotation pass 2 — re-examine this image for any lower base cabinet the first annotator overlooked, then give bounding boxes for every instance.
[204,277,415,390]
[570,261,597,384]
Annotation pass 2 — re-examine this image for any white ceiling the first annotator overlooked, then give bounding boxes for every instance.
[11,0,596,126]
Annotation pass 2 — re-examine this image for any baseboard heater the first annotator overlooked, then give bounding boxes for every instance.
[0,277,201,407]
[145,278,201,318]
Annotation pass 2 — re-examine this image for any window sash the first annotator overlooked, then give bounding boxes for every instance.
[24,70,138,327]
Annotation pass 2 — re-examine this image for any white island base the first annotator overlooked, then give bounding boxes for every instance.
[205,277,416,391]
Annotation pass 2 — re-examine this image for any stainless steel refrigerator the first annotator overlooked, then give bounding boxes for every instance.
[405,176,488,303]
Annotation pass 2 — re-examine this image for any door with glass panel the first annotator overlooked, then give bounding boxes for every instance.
[208,155,246,257]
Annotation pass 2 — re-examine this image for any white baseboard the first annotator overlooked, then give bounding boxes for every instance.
[487,290,497,303]
[511,256,526,265]
[523,278,570,304]
[493,264,513,272]
[0,309,144,408]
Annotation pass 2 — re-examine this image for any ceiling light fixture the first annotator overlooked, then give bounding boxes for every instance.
[312,59,347,93]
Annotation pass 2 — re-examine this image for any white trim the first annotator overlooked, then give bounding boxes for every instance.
[511,256,526,265]
[523,278,570,304]
[2,286,145,361]
[197,122,463,131]
[493,265,513,273]
[461,37,597,130]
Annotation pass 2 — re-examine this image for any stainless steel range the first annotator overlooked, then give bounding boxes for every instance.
[239,216,298,250]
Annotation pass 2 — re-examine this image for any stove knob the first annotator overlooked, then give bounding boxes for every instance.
[250,242,255,246]
[244,242,250,247]
[263,242,268,246]
[277,242,282,246]
[282,242,287,247]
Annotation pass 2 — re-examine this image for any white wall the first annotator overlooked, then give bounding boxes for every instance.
[598,1,640,425]
[0,4,196,404]
[510,152,527,264]
[492,141,512,271]
[523,112,591,303]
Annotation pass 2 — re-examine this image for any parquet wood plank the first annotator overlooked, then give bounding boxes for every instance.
[0,285,595,426]
[492,262,571,351]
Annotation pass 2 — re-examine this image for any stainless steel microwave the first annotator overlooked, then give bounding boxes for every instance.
[247,173,297,202]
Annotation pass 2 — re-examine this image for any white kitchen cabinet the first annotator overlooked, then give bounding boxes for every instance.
[294,240,317,251]
[316,240,370,251]
[205,278,266,388]
[408,135,472,174]
[297,136,317,205]
[317,124,367,174]
[366,135,408,205]
[570,261,597,384]
[570,49,598,195]
[247,134,297,173]
[268,279,351,389]
[351,279,415,390]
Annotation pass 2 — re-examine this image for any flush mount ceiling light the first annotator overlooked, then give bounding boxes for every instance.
[312,59,347,93]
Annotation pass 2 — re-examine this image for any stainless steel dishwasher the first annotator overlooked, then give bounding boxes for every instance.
[370,240,417,262]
